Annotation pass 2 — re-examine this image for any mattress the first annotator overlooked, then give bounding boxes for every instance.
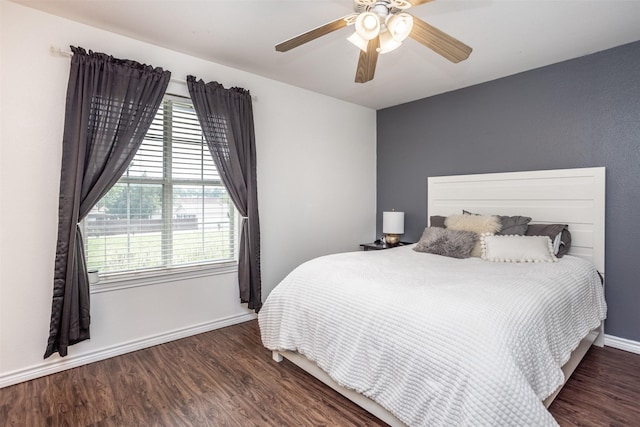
[258,245,607,426]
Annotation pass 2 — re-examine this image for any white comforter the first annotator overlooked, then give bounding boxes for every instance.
[258,245,607,426]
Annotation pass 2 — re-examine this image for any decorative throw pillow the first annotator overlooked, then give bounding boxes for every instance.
[445,214,502,257]
[525,224,571,257]
[429,215,447,228]
[413,227,477,259]
[497,215,532,236]
[481,234,558,263]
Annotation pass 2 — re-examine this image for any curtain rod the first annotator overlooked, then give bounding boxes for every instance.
[50,46,257,101]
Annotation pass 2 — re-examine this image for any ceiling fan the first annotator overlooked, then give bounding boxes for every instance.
[275,0,472,83]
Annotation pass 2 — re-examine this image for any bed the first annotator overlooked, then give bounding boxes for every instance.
[258,167,607,426]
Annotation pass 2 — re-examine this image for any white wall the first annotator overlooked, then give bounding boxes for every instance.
[0,1,376,387]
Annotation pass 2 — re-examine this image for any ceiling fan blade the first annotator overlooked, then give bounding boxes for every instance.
[276,15,355,52]
[355,37,380,83]
[409,15,472,63]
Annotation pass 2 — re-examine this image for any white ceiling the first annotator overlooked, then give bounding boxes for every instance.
[11,0,640,109]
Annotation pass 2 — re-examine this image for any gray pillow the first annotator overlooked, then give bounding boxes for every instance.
[429,215,447,228]
[497,215,532,235]
[525,224,572,257]
[413,227,477,259]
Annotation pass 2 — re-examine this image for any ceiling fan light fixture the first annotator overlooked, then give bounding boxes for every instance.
[275,0,473,83]
[377,30,402,54]
[355,12,381,40]
[347,32,369,52]
[386,13,413,42]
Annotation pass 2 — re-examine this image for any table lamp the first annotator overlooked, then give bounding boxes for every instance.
[383,210,404,246]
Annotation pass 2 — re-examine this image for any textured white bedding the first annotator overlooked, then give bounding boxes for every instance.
[259,245,607,426]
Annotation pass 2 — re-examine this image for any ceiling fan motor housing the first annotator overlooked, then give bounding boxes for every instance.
[354,0,409,15]
[372,3,391,18]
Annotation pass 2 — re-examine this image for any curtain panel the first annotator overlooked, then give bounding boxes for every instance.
[45,47,170,358]
[186,76,262,311]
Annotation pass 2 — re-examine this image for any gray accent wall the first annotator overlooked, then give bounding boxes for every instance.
[376,41,640,342]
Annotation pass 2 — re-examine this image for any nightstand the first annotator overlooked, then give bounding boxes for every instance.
[360,241,413,251]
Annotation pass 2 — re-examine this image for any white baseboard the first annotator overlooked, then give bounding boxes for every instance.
[0,312,257,389]
[605,334,640,355]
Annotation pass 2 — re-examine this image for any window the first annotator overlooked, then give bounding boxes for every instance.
[83,95,236,277]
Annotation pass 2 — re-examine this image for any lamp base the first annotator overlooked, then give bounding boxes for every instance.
[385,234,400,246]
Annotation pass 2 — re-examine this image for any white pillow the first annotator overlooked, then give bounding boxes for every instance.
[480,234,558,263]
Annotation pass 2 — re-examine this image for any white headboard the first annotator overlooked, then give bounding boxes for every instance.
[428,167,605,273]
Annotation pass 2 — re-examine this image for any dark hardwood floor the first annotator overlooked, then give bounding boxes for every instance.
[1,320,639,426]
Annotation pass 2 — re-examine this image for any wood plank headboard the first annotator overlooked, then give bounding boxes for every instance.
[427,167,605,273]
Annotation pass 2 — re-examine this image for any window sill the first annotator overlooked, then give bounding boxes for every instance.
[89,261,238,294]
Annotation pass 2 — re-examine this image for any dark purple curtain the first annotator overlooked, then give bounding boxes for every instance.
[45,47,170,358]
[186,76,262,312]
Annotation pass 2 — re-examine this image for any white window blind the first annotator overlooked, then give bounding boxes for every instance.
[84,96,236,276]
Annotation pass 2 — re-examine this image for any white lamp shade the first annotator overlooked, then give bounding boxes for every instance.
[355,12,381,40]
[377,30,402,54]
[386,13,413,42]
[383,211,405,234]
[347,32,369,52]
